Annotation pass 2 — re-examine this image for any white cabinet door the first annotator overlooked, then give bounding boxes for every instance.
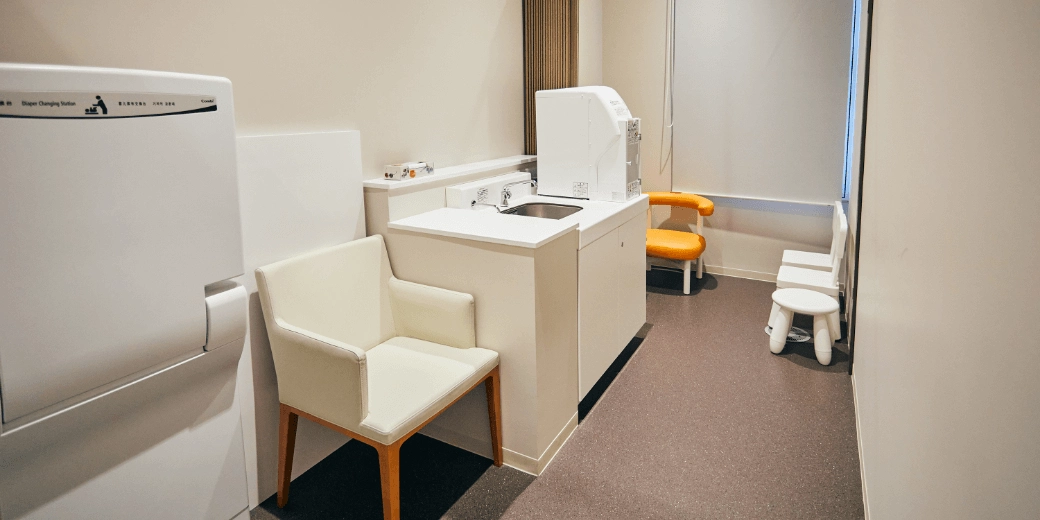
[617,213,648,347]
[577,228,620,400]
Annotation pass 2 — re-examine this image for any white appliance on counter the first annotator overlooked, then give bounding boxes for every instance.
[535,86,642,202]
[0,64,249,520]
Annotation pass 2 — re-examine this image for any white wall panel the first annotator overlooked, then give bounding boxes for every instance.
[235,131,365,507]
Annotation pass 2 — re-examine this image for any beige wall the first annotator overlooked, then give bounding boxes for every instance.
[0,0,525,180]
[578,0,603,86]
[602,0,669,195]
[854,1,1040,518]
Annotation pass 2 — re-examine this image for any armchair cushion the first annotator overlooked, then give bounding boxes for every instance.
[646,228,706,261]
[388,277,476,349]
[357,336,499,444]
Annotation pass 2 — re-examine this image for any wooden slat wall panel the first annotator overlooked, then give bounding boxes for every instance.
[523,0,579,155]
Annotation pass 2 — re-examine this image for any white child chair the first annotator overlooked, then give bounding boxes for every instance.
[780,201,848,273]
[768,202,849,339]
[769,202,848,353]
[769,288,841,365]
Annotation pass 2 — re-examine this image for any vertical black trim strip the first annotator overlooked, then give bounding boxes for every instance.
[848,0,875,376]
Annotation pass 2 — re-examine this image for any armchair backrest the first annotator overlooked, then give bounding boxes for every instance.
[256,235,397,350]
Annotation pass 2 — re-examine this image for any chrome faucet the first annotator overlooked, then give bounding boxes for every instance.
[471,200,503,212]
[501,180,537,206]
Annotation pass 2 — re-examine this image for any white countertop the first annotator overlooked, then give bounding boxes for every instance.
[388,207,577,248]
[387,193,649,249]
[520,194,649,248]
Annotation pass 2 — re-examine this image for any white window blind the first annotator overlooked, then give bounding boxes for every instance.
[672,0,854,203]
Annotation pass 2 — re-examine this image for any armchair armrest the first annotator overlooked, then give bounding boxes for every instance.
[388,277,476,349]
[265,319,369,428]
[647,191,715,216]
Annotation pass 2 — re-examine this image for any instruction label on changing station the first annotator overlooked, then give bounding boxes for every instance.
[0,91,217,119]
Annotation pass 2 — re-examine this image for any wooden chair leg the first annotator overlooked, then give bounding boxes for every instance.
[277,404,299,508]
[377,442,402,520]
[485,366,504,467]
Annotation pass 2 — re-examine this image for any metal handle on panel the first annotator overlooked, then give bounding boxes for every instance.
[204,284,247,351]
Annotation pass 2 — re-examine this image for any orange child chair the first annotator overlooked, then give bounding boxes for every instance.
[645,192,714,294]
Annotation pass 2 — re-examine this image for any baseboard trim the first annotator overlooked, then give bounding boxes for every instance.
[502,412,578,476]
[501,448,538,475]
[851,373,870,520]
[684,191,836,215]
[704,264,777,283]
[646,258,779,284]
[536,411,578,474]
[701,265,848,295]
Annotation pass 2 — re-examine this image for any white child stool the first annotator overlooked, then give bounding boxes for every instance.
[769,288,841,365]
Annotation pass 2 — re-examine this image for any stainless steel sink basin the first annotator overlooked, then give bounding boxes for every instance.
[502,202,583,220]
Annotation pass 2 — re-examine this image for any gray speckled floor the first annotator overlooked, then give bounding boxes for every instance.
[252,272,863,519]
[500,271,864,519]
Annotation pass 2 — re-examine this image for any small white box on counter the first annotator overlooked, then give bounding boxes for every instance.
[384,161,434,180]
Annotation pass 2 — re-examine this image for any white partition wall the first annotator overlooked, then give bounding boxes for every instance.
[853,2,1040,518]
[234,131,365,507]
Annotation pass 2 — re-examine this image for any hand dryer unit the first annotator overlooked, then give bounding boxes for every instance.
[535,86,642,202]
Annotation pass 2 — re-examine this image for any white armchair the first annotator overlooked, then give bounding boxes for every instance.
[255,235,502,520]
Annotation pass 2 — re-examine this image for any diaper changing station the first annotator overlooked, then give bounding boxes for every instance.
[0,64,249,520]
